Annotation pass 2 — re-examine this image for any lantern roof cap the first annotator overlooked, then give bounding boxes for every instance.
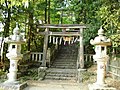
[98,26,104,35]
[90,27,111,46]
[5,23,26,43]
[13,22,20,35]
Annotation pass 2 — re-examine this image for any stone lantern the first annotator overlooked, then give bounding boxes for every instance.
[4,23,26,84]
[88,27,115,89]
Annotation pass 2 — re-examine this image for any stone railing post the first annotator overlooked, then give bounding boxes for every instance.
[47,48,51,67]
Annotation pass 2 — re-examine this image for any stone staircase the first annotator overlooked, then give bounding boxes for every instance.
[45,44,78,81]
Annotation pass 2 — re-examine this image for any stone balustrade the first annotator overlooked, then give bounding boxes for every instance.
[84,54,94,63]
[30,52,43,62]
[22,45,59,67]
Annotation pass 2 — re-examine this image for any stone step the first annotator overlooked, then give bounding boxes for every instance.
[47,70,76,74]
[58,53,77,55]
[56,57,77,60]
[46,72,76,77]
[50,65,76,69]
[56,54,77,58]
[46,68,76,73]
[52,61,76,64]
[53,60,76,63]
[56,54,77,56]
[51,62,76,68]
[59,50,77,52]
[60,46,77,49]
[52,62,76,66]
[57,57,77,59]
[45,68,77,80]
[45,44,78,80]
[57,53,77,55]
[51,64,76,67]
[52,62,76,65]
[59,48,77,51]
[54,58,77,61]
[58,54,77,57]
[45,75,76,80]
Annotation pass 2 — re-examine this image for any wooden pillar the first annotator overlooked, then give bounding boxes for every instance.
[42,28,49,67]
[79,28,84,68]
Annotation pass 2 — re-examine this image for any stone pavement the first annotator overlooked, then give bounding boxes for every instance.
[23,80,89,90]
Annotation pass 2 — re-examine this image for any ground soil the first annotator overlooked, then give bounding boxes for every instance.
[0,65,120,90]
[85,65,120,90]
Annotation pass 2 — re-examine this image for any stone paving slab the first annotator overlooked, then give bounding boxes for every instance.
[88,84,116,90]
[0,82,27,90]
[23,80,89,90]
[24,85,81,90]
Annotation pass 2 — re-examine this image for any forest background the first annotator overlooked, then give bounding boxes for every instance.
[0,0,119,53]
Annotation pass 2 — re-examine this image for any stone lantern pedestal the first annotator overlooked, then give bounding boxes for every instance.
[88,27,116,90]
[5,46,23,84]
[0,23,27,90]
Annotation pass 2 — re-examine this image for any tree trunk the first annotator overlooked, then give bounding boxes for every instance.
[4,1,10,37]
[45,0,47,24]
[48,0,50,24]
[28,12,33,51]
[2,0,11,69]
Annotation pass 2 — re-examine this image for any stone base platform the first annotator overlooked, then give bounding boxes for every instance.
[0,82,27,90]
[77,68,87,83]
[88,84,116,90]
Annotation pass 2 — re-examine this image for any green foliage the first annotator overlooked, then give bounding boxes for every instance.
[97,1,119,30]
[96,0,120,47]
[69,0,120,47]
[110,34,120,47]
[0,0,30,7]
[68,0,102,46]
[0,0,119,51]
